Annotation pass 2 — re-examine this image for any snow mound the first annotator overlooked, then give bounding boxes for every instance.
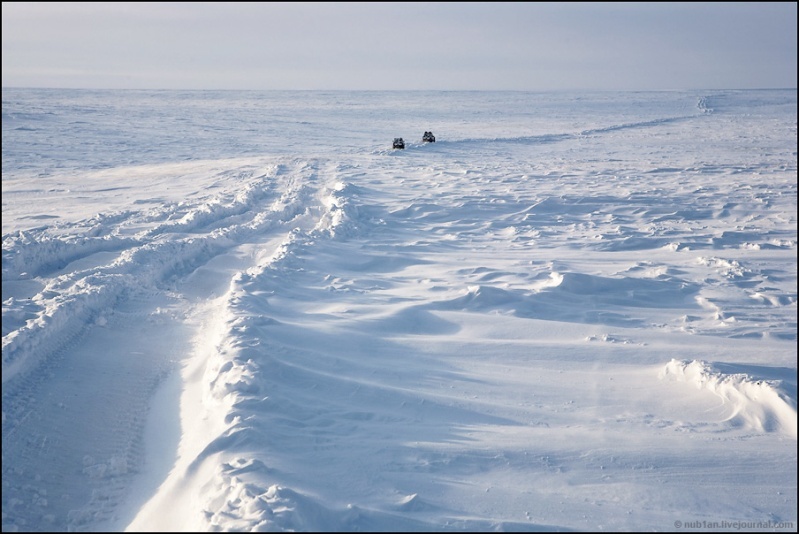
[659,359,797,438]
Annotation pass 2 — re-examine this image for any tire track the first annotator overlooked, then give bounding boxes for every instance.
[1,158,327,532]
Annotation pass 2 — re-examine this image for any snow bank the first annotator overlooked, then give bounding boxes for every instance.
[660,359,797,438]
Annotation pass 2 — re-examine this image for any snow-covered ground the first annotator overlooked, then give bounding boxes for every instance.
[2,89,796,532]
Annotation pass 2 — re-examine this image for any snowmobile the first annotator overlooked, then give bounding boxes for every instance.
[422,131,435,143]
[393,138,405,149]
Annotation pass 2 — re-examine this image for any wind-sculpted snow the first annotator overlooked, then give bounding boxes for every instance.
[2,89,796,532]
[660,359,797,438]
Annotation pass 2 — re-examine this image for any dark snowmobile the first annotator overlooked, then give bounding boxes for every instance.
[422,131,435,143]
[393,138,405,149]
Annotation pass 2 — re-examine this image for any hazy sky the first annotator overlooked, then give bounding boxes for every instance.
[2,2,797,91]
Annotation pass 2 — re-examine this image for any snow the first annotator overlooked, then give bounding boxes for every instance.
[2,88,797,532]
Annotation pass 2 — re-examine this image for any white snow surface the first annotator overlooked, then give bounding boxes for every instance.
[2,89,797,532]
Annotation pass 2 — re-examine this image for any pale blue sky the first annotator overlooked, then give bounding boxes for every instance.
[2,2,796,90]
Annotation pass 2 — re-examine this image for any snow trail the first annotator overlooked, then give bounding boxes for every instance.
[2,89,796,532]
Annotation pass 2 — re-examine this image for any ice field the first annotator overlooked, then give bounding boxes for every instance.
[2,89,796,531]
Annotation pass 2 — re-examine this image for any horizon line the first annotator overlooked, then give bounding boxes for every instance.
[4,86,797,92]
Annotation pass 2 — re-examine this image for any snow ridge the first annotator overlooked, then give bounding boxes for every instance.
[660,359,797,438]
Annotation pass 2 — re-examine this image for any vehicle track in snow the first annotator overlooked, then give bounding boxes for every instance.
[1,158,335,532]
